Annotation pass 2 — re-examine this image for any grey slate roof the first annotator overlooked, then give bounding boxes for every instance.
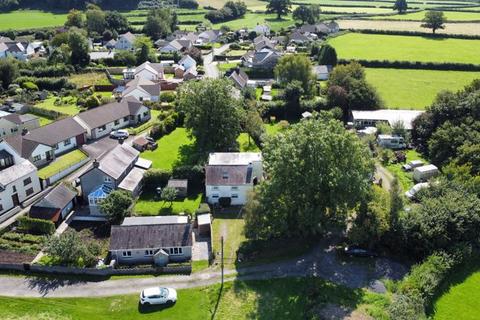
[2,113,37,125]
[122,78,161,97]
[97,143,139,180]
[0,159,36,188]
[109,223,193,250]
[32,183,76,210]
[119,32,136,43]
[205,165,251,185]
[228,69,249,89]
[76,97,144,129]
[4,135,41,159]
[24,117,86,147]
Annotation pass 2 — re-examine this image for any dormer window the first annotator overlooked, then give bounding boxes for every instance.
[0,150,14,170]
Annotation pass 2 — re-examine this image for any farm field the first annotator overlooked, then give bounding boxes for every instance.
[433,260,480,320]
[365,68,480,109]
[320,6,395,14]
[370,10,480,21]
[329,33,480,64]
[213,13,295,31]
[337,19,480,35]
[197,0,265,9]
[0,10,67,31]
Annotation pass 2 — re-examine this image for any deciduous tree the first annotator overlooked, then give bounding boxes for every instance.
[266,0,292,19]
[421,11,446,34]
[0,58,18,89]
[393,0,408,14]
[274,54,314,93]
[65,9,85,28]
[318,44,337,66]
[100,190,134,224]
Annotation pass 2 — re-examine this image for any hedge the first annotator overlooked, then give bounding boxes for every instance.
[143,169,172,190]
[172,165,204,189]
[339,59,480,72]
[19,65,74,78]
[14,76,76,91]
[17,216,55,235]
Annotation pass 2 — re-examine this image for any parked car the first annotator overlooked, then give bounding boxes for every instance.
[110,129,129,139]
[344,246,377,258]
[402,160,424,171]
[145,136,158,149]
[139,287,177,306]
[405,182,429,200]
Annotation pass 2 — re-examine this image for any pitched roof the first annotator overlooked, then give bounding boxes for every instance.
[229,69,249,89]
[1,113,37,125]
[24,117,86,147]
[122,78,161,97]
[4,135,41,159]
[0,158,37,188]
[122,216,189,226]
[351,109,424,130]
[109,223,193,250]
[118,167,145,192]
[290,31,310,42]
[205,165,252,185]
[75,97,144,129]
[97,143,139,180]
[119,32,136,43]
[32,183,76,210]
[135,61,164,75]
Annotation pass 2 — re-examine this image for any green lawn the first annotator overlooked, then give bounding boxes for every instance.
[37,150,88,179]
[134,191,203,216]
[0,278,388,320]
[212,209,246,268]
[35,96,81,116]
[433,260,480,320]
[371,10,480,21]
[264,122,283,136]
[237,133,260,152]
[365,68,480,109]
[69,72,111,88]
[0,10,67,31]
[218,62,240,72]
[141,128,194,170]
[385,150,426,191]
[329,33,480,64]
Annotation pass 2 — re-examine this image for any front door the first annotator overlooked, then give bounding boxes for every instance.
[11,194,20,206]
[46,151,52,161]
[137,114,141,123]
[76,134,85,146]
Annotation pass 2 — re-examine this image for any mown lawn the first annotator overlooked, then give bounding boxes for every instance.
[237,133,260,152]
[0,10,67,31]
[217,62,239,72]
[385,150,426,191]
[212,208,246,268]
[35,96,81,116]
[134,191,203,216]
[37,150,88,179]
[365,68,480,109]
[433,259,480,320]
[329,33,480,64]
[140,128,194,170]
[0,278,389,320]
[371,10,480,21]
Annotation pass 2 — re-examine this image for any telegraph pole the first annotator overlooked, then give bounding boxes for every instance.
[221,236,224,286]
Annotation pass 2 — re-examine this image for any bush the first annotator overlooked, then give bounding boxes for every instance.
[160,91,176,103]
[229,43,241,50]
[21,81,38,91]
[172,165,204,189]
[17,216,55,235]
[84,95,100,109]
[14,76,75,91]
[178,0,199,9]
[143,169,172,189]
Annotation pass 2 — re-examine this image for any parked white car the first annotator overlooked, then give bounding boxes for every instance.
[405,182,429,200]
[110,129,129,139]
[140,287,177,305]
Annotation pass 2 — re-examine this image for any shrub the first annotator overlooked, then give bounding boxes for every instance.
[229,43,241,50]
[178,0,199,9]
[17,216,55,235]
[84,95,100,109]
[21,81,38,91]
[143,169,172,189]
[160,91,176,103]
[278,120,290,131]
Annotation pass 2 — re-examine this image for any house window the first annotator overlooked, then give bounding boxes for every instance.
[12,185,16,193]
[23,177,32,186]
[10,128,18,133]
[104,177,112,183]
[145,250,155,256]
[231,186,238,190]
[222,171,229,179]
[98,125,107,132]
[33,155,41,162]
[123,116,129,122]
[114,120,120,126]
[231,194,238,198]
[64,139,71,146]
[212,194,219,198]
[213,186,219,190]
[139,97,143,102]
[122,251,132,257]
[26,187,34,196]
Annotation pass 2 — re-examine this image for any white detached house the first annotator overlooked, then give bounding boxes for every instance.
[205,152,263,205]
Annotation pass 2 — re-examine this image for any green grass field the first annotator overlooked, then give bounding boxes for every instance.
[329,33,480,64]
[0,10,67,31]
[140,128,194,170]
[213,13,295,31]
[371,10,480,21]
[433,259,480,320]
[35,97,81,116]
[0,278,388,320]
[37,150,88,179]
[365,68,480,109]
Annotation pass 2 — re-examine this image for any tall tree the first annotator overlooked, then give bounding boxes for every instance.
[318,44,337,66]
[86,6,106,36]
[266,0,292,20]
[421,11,446,34]
[177,79,242,153]
[244,116,374,239]
[144,8,177,40]
[283,80,304,118]
[65,9,85,28]
[68,30,90,67]
[274,54,314,93]
[0,58,18,89]
[293,5,320,24]
[393,0,408,14]
[134,36,155,64]
[105,10,129,34]
[242,102,265,147]
[100,190,134,224]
